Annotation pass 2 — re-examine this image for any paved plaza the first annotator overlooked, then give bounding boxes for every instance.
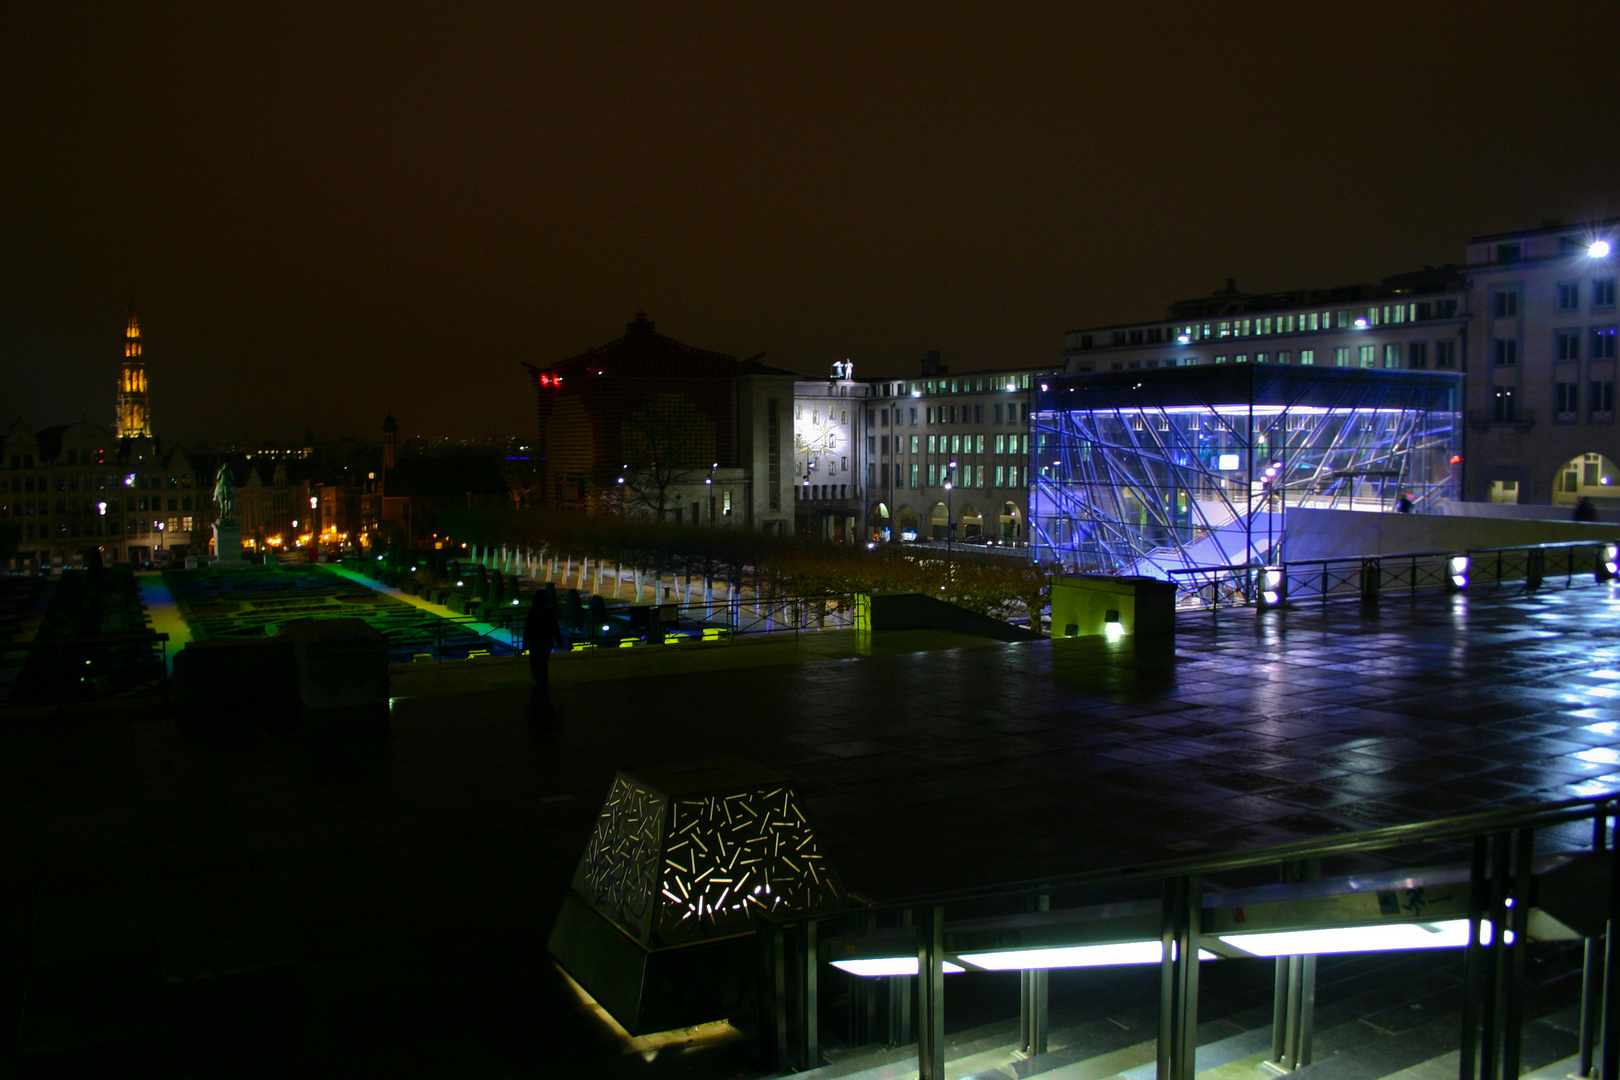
[2,581,1618,1075]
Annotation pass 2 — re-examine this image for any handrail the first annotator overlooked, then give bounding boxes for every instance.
[868,790,1611,911]
[1161,535,1616,610]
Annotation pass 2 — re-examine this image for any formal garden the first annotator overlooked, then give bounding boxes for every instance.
[161,563,518,663]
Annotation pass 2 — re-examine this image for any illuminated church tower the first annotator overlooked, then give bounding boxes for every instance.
[116,311,152,438]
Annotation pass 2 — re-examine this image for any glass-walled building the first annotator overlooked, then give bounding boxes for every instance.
[1029,365,1463,576]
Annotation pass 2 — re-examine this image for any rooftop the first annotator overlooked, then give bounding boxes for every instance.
[3,582,1618,1075]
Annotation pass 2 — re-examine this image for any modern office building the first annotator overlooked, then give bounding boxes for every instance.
[859,354,1053,545]
[1063,222,1620,514]
[1028,365,1463,576]
[1462,220,1620,506]
[1063,269,1469,381]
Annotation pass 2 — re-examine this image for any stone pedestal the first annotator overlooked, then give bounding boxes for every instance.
[212,521,245,566]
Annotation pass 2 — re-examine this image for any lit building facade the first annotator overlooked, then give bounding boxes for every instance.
[1064,271,1469,382]
[793,363,870,543]
[1462,221,1620,507]
[1028,365,1462,577]
[860,357,1052,545]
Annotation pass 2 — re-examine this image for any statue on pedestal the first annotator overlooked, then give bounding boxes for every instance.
[213,463,236,523]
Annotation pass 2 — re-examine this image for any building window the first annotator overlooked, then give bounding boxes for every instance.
[1276,350,1291,364]
[1493,291,1519,317]
[722,490,732,515]
[1593,380,1615,421]
[1213,355,1227,364]
[1235,354,1249,364]
[1492,386,1516,422]
[1408,342,1428,368]
[1435,340,1456,368]
[1596,279,1617,308]
[927,463,937,486]
[909,464,919,487]
[1497,243,1521,264]
[1299,349,1315,365]
[1358,345,1376,368]
[1557,330,1582,361]
[1594,327,1618,359]
[1559,282,1581,311]
[1383,344,1401,368]
[1493,339,1518,365]
[766,399,781,509]
[910,435,919,453]
[1556,382,1580,421]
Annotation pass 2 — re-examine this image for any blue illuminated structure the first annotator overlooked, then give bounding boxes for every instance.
[1029,364,1462,578]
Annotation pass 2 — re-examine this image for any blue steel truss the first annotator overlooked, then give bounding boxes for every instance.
[1029,365,1462,577]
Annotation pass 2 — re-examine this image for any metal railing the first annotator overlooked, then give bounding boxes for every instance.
[1168,538,1616,611]
[763,792,1620,1080]
[551,594,860,656]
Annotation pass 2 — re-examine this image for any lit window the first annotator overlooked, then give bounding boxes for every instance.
[1334,347,1350,367]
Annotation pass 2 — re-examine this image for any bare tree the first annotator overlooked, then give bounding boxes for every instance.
[617,393,717,521]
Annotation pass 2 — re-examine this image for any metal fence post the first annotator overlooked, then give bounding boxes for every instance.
[1020,893,1050,1058]
[1360,557,1381,604]
[917,905,947,1080]
[1159,874,1200,1080]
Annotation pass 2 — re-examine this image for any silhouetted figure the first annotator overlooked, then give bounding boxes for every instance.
[525,593,560,692]
[1396,493,1414,514]
[1575,497,1598,522]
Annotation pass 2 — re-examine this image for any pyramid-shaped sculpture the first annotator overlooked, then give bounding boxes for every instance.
[550,757,845,1033]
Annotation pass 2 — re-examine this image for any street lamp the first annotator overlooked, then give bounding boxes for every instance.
[1592,240,1612,259]
[944,460,958,560]
[154,519,165,564]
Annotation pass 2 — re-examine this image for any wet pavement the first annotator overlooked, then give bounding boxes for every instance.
[3,581,1619,1076]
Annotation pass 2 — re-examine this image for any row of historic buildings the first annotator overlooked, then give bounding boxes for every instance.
[2,314,513,569]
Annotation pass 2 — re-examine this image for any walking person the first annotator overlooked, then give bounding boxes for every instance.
[524,591,560,709]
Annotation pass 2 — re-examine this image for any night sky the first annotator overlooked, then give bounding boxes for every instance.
[4,3,1619,444]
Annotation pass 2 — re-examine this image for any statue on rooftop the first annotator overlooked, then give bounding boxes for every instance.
[213,463,236,523]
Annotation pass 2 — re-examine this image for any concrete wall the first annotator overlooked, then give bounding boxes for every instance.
[1440,500,1620,524]
[860,592,1040,641]
[1283,507,1620,562]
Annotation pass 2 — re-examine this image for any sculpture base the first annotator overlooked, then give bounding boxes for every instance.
[212,521,245,566]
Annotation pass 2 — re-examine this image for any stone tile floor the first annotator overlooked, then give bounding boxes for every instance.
[3,582,1620,1076]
